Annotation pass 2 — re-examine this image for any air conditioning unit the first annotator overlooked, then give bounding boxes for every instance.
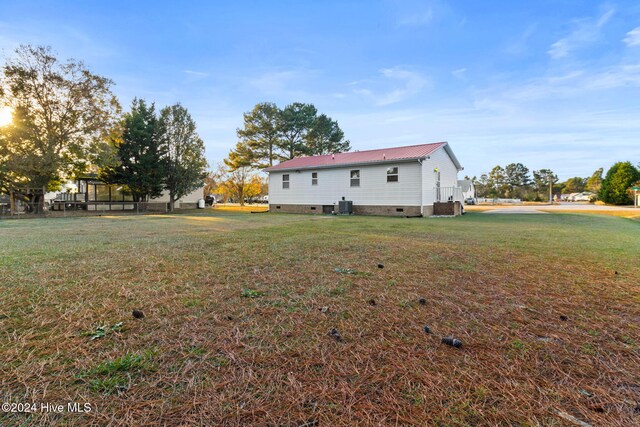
[338,200,353,215]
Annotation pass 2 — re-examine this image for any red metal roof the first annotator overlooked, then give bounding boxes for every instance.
[265,141,449,172]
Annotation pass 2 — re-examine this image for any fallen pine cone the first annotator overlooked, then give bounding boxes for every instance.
[328,328,343,342]
[442,337,462,348]
[132,309,145,319]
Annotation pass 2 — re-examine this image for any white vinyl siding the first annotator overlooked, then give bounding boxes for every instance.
[269,162,422,206]
[422,147,460,206]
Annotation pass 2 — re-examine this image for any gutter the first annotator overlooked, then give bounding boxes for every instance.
[265,157,423,173]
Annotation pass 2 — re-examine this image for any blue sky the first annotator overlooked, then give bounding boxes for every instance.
[1,0,639,180]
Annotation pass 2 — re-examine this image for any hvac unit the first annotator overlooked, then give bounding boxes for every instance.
[338,200,353,215]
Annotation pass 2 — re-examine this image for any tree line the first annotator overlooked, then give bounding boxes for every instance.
[472,162,640,205]
[211,102,351,205]
[0,45,207,212]
[225,102,351,170]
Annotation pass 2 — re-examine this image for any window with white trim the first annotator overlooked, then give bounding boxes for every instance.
[350,170,360,187]
[282,174,290,189]
[387,166,398,182]
[312,172,318,186]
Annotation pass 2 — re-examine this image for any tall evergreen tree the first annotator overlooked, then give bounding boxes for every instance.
[532,169,558,201]
[158,103,208,211]
[305,114,351,155]
[236,102,281,168]
[277,102,317,160]
[101,99,165,202]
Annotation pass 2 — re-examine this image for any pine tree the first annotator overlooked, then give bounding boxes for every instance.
[101,99,165,202]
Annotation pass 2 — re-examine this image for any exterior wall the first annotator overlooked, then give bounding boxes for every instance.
[267,146,462,216]
[152,185,204,208]
[422,147,461,206]
[270,203,421,217]
[268,161,422,207]
[433,201,462,216]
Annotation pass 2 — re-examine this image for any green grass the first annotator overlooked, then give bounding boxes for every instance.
[0,210,639,425]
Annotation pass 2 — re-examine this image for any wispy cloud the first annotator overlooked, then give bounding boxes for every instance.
[184,70,209,77]
[247,69,319,99]
[352,67,428,106]
[623,27,640,47]
[397,8,433,26]
[451,68,467,79]
[548,6,615,59]
[505,23,538,55]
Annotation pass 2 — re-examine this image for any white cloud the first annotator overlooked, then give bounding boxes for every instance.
[451,68,467,79]
[247,69,318,98]
[184,70,209,77]
[352,67,428,106]
[397,9,433,26]
[623,27,640,47]
[548,6,615,59]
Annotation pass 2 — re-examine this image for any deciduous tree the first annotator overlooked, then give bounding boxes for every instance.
[586,168,603,193]
[563,177,586,193]
[158,103,208,211]
[0,45,120,211]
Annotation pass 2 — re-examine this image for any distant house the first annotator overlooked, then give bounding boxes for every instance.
[458,179,475,202]
[265,142,464,216]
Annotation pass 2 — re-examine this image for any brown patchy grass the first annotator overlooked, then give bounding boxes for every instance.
[1,211,639,426]
[539,209,640,219]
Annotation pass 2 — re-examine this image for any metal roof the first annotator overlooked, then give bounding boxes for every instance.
[265,142,462,172]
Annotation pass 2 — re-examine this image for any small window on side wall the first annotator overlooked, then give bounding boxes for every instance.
[350,170,360,187]
[312,172,318,186]
[387,167,398,182]
[282,174,290,189]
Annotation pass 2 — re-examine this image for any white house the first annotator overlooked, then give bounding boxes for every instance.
[265,142,464,216]
[458,179,475,202]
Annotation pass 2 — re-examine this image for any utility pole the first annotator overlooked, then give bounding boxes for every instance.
[548,174,553,204]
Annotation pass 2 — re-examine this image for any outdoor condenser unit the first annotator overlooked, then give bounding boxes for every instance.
[338,200,353,215]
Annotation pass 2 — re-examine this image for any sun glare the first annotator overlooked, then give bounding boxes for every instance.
[0,106,13,127]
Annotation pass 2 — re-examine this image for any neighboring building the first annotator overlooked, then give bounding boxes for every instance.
[50,174,203,210]
[264,142,464,216]
[458,179,475,202]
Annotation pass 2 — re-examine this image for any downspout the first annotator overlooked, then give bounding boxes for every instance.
[418,159,423,216]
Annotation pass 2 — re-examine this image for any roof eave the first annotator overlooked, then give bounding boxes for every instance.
[441,142,464,171]
[265,157,423,173]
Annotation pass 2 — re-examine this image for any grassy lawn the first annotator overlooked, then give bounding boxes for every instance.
[1,211,639,426]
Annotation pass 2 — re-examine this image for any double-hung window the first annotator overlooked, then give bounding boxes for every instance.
[387,167,398,182]
[282,174,290,189]
[350,170,360,187]
[312,172,318,186]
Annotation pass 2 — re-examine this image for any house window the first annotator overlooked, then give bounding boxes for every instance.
[387,166,398,182]
[312,172,318,186]
[282,174,290,189]
[350,170,360,187]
